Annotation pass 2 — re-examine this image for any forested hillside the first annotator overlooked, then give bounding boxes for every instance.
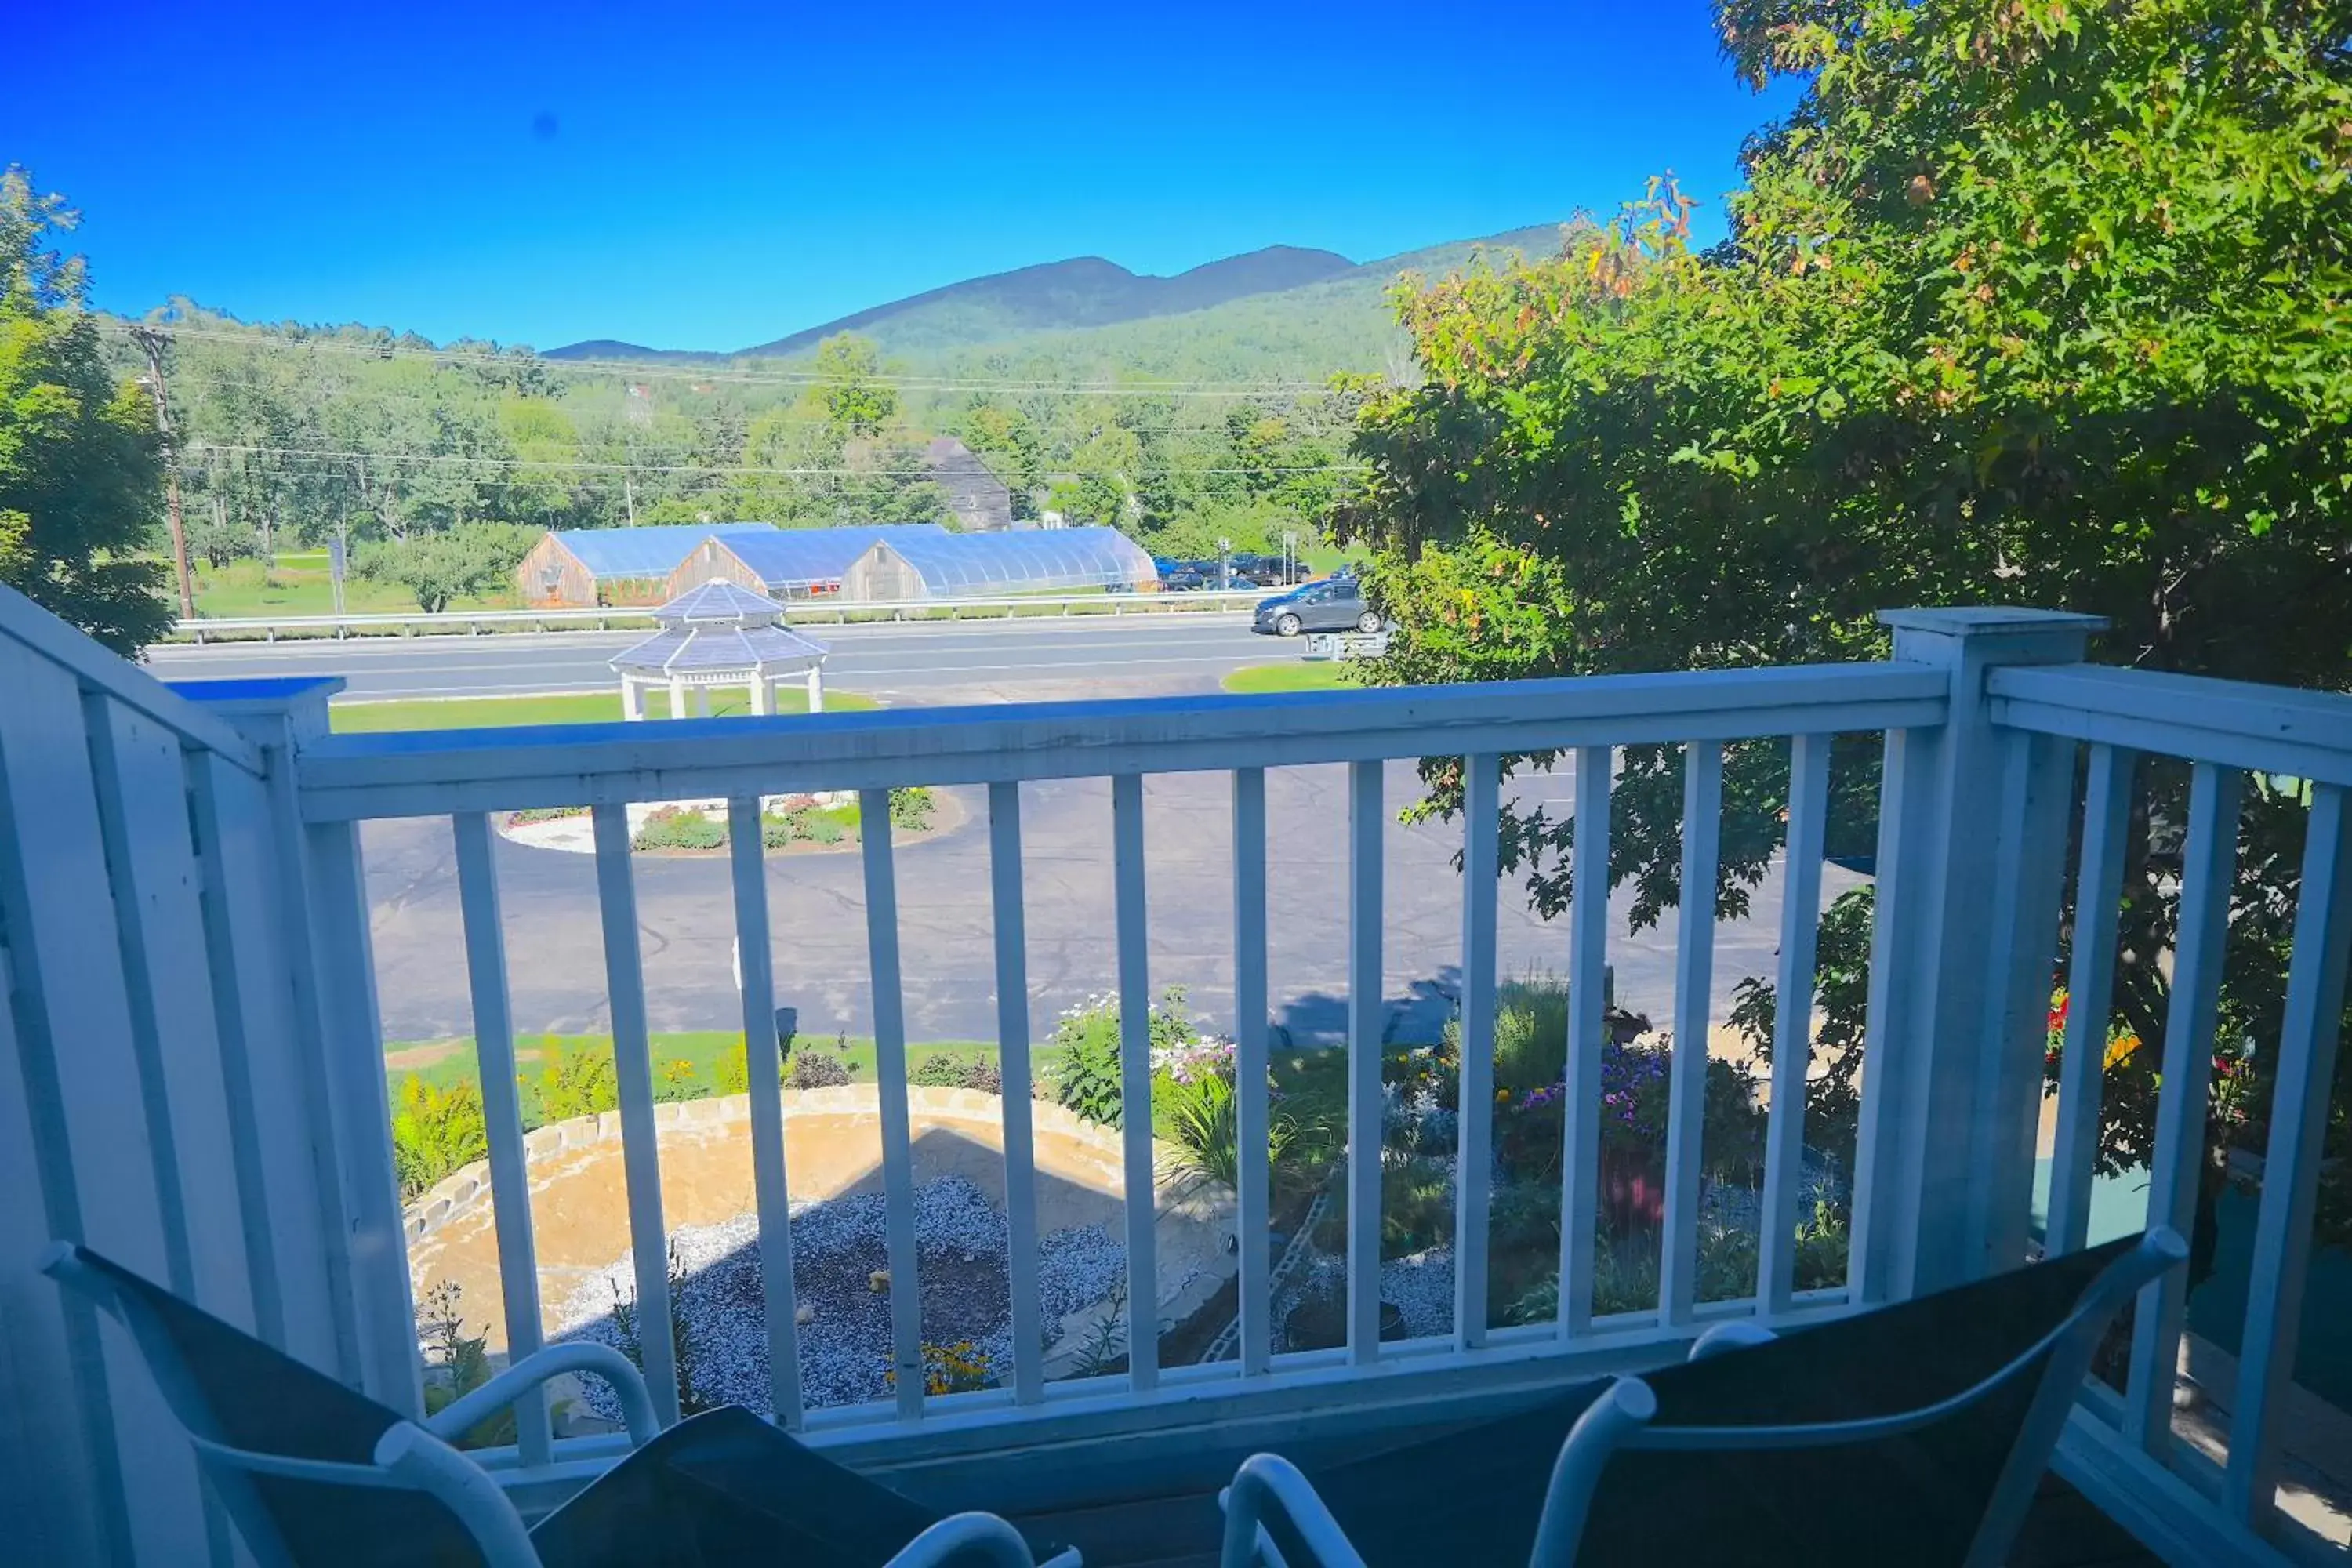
[91,219,1573,601]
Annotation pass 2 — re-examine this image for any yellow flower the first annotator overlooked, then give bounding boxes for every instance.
[2104,1032,2140,1071]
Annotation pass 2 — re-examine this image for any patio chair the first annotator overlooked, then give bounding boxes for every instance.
[45,1243,1073,1568]
[1220,1228,2186,1568]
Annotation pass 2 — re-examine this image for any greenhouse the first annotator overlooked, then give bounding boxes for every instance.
[517,523,775,607]
[843,527,1156,600]
[674,524,949,600]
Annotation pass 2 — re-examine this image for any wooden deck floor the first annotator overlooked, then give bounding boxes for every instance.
[1010,1468,2158,1566]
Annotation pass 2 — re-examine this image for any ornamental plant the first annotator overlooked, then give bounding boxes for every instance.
[1345,0,2352,1267]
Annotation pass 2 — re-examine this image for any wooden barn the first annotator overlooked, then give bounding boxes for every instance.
[515,524,775,607]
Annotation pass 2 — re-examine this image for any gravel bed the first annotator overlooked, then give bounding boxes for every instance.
[552,1176,1125,1415]
[1381,1248,1457,1339]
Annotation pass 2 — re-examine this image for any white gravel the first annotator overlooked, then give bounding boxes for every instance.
[551,1176,1125,1416]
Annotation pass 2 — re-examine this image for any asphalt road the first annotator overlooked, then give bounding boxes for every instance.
[143,614,1276,705]
[361,760,1862,1051]
[157,615,1860,1053]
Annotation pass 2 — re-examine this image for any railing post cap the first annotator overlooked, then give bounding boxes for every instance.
[1876,606,2109,637]
[168,675,347,745]
[1878,605,2107,669]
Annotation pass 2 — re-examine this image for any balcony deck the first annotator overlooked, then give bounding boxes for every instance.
[4,582,2348,1566]
[999,1473,2155,1568]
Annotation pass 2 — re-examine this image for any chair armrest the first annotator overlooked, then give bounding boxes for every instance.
[1221,1454,1366,1568]
[1686,1321,1779,1362]
[425,1342,661,1449]
[882,1512,1041,1567]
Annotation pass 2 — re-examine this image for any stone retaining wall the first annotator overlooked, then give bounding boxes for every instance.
[403,1083,1235,1369]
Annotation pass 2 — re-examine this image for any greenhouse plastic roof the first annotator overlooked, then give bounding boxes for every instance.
[608,622,829,675]
[878,527,1156,594]
[655,579,787,625]
[713,524,950,590]
[551,523,775,579]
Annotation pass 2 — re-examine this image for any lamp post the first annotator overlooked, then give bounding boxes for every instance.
[1218,535,1233,591]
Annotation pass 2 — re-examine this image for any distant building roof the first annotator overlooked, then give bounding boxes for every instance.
[874,526,1154,594]
[550,523,775,579]
[925,437,1014,532]
[713,524,953,591]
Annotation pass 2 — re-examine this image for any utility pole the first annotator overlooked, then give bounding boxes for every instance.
[128,325,196,619]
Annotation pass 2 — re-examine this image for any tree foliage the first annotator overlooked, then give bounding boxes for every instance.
[1343,0,2352,1245]
[0,167,169,651]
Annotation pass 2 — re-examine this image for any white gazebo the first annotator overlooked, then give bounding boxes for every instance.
[608,579,831,720]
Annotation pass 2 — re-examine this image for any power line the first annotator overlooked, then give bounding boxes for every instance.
[180,440,1370,479]
[103,321,1354,399]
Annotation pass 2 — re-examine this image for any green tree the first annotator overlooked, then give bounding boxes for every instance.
[1344,1,2352,1254]
[0,168,169,651]
[811,332,897,439]
[353,521,539,612]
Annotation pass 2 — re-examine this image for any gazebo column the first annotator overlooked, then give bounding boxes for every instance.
[668,675,688,720]
[621,676,645,722]
[749,673,771,717]
[807,666,825,713]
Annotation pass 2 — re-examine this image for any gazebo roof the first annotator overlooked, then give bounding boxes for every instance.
[610,579,830,677]
[654,578,795,626]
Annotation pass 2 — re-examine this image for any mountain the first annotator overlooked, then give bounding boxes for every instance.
[913,221,1578,384]
[544,244,1357,363]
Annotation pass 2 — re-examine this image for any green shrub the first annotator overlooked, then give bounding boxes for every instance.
[631,808,727,851]
[508,805,587,825]
[1491,976,1571,1097]
[800,811,846,845]
[909,1052,1000,1092]
[1051,994,1128,1127]
[416,1280,517,1449]
[1161,1070,1307,1192]
[612,1240,712,1417]
[789,1041,853,1090]
[532,1041,619,1123]
[391,1076,488,1200]
[887,786,935,830]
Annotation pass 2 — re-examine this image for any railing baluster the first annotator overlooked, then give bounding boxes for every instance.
[1454,754,1500,1351]
[1232,768,1272,1376]
[2225,783,2352,1524]
[1346,760,1385,1363]
[1560,745,1612,1335]
[1111,773,1158,1391]
[986,783,1046,1403]
[2124,763,2242,1452]
[589,805,679,1425]
[450,812,552,1465]
[1661,740,1725,1326]
[1756,735,1831,1316]
[724,793,803,1428]
[857,789,926,1419]
[2049,746,2136,1256]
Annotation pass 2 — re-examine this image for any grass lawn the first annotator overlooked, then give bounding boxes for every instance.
[329,686,878,732]
[387,1032,1000,1099]
[193,557,516,620]
[1221,661,1361,695]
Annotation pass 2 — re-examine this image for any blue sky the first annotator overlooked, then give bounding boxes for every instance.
[9,1,1797,351]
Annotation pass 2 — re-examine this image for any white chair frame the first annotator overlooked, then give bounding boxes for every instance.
[45,1243,1068,1568]
[1221,1229,2187,1568]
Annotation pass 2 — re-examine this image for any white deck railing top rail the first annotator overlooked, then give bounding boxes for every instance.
[5,586,2348,1568]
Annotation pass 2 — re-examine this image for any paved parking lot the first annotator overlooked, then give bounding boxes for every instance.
[362,754,1860,1051]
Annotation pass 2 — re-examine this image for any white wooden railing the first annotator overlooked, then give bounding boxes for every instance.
[5,584,2349,1566]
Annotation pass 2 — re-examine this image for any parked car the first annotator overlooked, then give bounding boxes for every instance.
[1156,560,1207,590]
[1231,552,1309,586]
[1251,576,1385,637]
